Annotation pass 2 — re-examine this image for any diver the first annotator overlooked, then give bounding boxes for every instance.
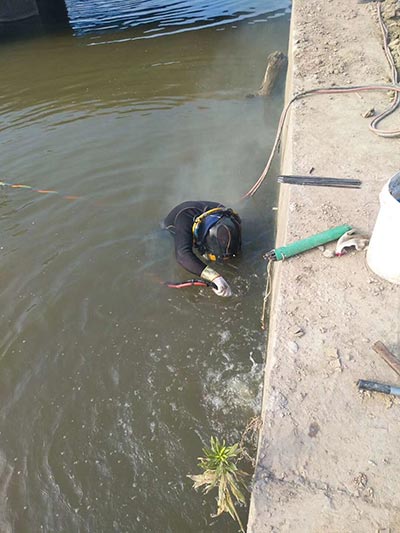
[163,201,241,297]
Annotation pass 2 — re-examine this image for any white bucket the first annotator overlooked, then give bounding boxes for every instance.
[366,171,400,284]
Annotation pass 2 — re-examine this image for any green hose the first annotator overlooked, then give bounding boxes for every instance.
[273,224,352,261]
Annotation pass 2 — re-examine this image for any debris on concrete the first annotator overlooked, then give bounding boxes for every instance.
[288,340,299,354]
[372,341,400,377]
[335,228,370,255]
[362,107,376,118]
[290,326,305,338]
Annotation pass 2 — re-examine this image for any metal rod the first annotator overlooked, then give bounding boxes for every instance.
[278,175,362,188]
[278,174,361,183]
[278,179,361,185]
[279,182,361,189]
[357,379,400,397]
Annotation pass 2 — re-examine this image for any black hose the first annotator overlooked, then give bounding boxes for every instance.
[163,279,217,289]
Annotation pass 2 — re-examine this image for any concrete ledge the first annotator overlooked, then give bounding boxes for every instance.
[248,0,400,531]
[0,0,38,22]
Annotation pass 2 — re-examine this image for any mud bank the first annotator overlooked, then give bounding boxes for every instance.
[248,0,400,531]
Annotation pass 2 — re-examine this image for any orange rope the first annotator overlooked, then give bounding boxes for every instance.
[0,180,80,200]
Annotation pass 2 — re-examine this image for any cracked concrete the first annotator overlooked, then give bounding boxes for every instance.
[247,0,400,531]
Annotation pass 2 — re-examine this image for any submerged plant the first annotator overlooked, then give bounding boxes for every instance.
[188,436,249,532]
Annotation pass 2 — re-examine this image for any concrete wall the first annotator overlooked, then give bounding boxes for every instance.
[0,0,68,24]
[0,0,39,22]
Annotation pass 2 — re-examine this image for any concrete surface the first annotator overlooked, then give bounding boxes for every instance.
[248,0,400,531]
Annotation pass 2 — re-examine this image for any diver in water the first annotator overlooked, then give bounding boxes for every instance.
[163,201,241,297]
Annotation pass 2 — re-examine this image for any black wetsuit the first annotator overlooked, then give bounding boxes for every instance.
[164,200,224,276]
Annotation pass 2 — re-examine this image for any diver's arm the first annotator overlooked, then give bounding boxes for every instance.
[174,226,208,276]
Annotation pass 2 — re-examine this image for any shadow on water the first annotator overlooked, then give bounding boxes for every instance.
[0,2,290,532]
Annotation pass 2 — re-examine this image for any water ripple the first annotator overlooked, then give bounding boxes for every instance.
[66,0,291,38]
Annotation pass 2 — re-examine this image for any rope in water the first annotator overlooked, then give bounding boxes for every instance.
[260,259,273,330]
[0,180,80,201]
[242,2,400,199]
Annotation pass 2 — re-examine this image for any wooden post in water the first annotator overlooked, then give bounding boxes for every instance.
[257,51,288,96]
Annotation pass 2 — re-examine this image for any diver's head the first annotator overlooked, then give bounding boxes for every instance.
[197,209,241,262]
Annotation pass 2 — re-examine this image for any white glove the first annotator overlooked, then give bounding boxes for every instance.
[212,276,232,297]
[201,266,232,297]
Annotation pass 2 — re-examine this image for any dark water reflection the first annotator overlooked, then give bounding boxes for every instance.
[0,4,290,532]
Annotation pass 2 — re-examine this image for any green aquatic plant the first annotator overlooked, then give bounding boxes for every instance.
[188,436,248,532]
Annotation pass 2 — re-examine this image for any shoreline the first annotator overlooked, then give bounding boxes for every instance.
[248,0,400,530]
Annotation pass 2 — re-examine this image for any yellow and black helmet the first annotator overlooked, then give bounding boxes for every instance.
[192,207,241,262]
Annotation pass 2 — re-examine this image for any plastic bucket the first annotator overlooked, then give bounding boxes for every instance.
[366,171,400,284]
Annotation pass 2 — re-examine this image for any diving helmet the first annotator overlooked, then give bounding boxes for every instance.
[193,208,241,261]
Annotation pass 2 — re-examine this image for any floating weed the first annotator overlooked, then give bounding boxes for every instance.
[188,436,249,532]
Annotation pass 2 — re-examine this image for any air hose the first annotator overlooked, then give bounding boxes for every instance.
[264,224,352,261]
[163,279,217,289]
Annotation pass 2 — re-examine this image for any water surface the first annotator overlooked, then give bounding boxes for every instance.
[0,3,290,531]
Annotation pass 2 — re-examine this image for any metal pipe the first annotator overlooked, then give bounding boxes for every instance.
[357,379,400,397]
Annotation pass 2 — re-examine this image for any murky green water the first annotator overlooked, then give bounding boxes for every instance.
[0,7,289,532]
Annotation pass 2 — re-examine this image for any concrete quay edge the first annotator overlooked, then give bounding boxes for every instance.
[248,0,400,531]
